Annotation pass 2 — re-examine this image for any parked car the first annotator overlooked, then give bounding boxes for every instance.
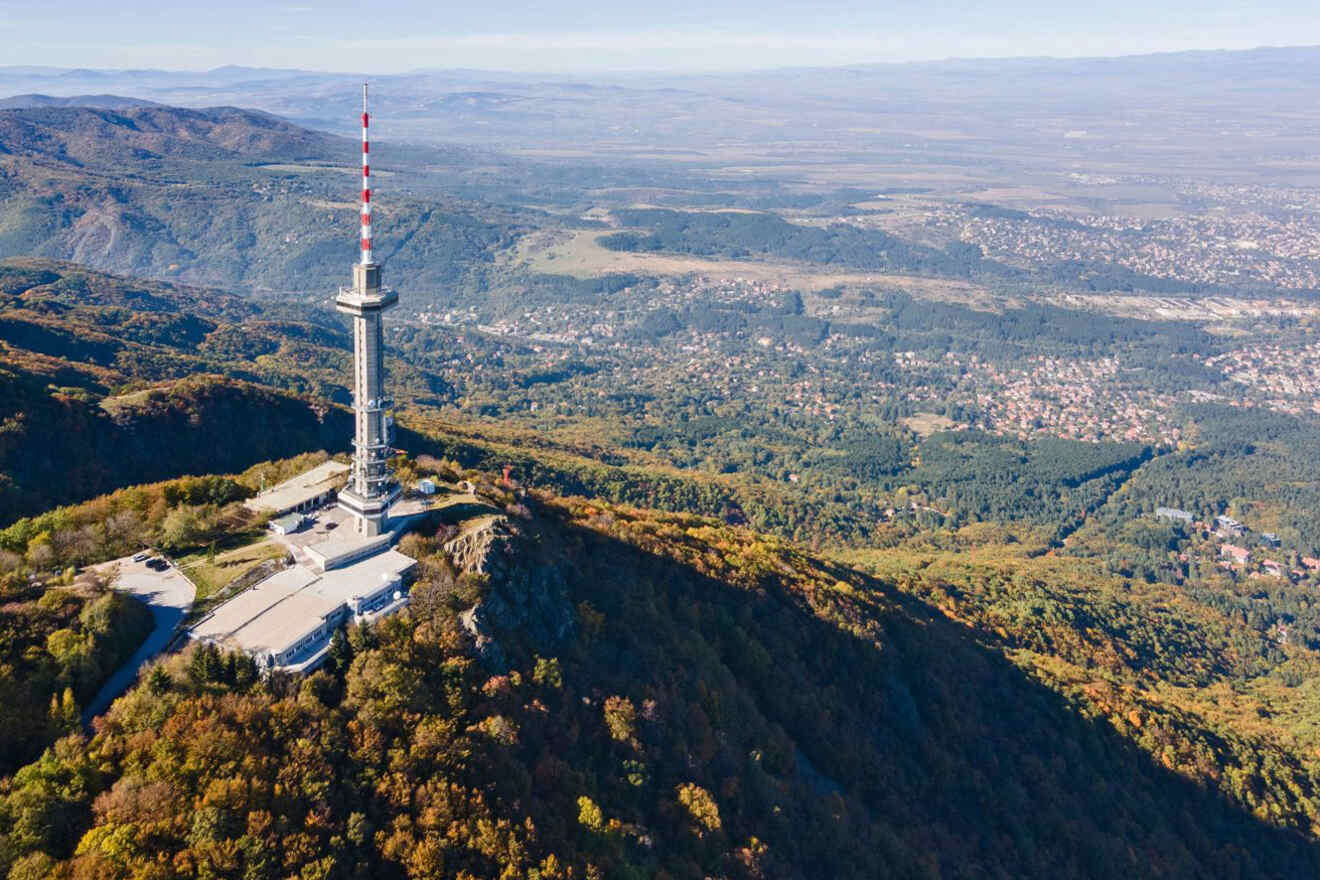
[132,552,148,562]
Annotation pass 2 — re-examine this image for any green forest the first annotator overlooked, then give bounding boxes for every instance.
[600,209,1222,294]
[0,575,152,776]
[4,491,1320,879]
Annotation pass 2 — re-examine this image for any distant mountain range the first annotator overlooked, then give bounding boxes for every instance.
[0,94,161,110]
[3,46,1320,168]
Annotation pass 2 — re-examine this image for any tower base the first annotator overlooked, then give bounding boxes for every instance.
[337,486,399,537]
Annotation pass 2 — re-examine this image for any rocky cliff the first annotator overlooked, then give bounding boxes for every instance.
[447,512,574,671]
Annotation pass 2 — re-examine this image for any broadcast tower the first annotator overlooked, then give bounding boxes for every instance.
[336,83,399,536]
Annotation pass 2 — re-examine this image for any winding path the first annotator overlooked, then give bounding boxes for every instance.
[82,555,196,724]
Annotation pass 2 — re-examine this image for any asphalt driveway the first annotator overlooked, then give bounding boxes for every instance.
[82,554,196,723]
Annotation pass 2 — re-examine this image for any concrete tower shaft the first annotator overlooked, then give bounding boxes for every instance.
[336,83,399,536]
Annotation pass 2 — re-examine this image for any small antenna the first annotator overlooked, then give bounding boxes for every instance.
[360,82,373,266]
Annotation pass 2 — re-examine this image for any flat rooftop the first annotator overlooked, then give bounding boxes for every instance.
[310,549,416,604]
[191,548,416,658]
[244,461,350,515]
[305,527,390,569]
[191,565,320,645]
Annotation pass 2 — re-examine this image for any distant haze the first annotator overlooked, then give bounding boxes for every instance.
[3,0,1320,72]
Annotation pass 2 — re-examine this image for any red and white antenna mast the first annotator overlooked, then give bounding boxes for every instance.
[336,82,398,537]
[360,82,373,266]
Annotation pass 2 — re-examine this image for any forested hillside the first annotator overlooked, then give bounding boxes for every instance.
[0,369,350,525]
[0,259,892,541]
[0,259,382,523]
[4,241,1320,876]
[0,105,340,167]
[2,487,1319,878]
[0,106,520,294]
[5,282,1320,876]
[0,573,151,776]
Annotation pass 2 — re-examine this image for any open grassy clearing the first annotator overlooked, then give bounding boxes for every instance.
[903,412,960,438]
[510,227,985,292]
[176,536,284,601]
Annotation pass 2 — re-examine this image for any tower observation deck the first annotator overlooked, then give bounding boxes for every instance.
[336,83,400,536]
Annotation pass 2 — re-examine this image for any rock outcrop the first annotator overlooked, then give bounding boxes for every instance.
[447,513,574,671]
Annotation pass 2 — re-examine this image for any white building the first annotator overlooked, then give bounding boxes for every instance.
[190,548,416,672]
[245,461,350,518]
[269,512,307,535]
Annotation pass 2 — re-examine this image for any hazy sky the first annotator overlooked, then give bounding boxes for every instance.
[2,0,1318,72]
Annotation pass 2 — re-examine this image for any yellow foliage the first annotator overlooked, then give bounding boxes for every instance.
[577,795,604,833]
[676,782,721,835]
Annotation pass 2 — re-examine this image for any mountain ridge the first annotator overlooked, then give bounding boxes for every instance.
[0,95,162,111]
[0,104,343,166]
[0,94,515,296]
[9,44,1320,82]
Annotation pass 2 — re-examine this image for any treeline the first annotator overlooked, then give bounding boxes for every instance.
[0,365,352,526]
[0,452,335,593]
[0,473,250,583]
[601,208,992,278]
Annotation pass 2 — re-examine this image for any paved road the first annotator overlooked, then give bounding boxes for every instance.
[82,555,196,723]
